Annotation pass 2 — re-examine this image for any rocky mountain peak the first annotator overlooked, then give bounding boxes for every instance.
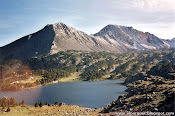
[94,24,121,36]
[94,24,169,50]
[0,22,174,62]
[44,22,72,33]
[49,22,119,54]
[94,24,134,37]
[53,22,70,30]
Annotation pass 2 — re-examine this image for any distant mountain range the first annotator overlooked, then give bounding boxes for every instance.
[0,22,174,61]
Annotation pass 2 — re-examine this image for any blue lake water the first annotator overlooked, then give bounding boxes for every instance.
[0,80,127,108]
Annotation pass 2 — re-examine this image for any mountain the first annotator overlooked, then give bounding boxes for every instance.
[0,24,55,61]
[50,23,119,54]
[0,23,118,62]
[0,22,173,62]
[94,24,169,50]
[163,38,175,48]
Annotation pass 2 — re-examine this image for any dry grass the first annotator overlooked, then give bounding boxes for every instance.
[102,74,111,79]
[58,72,82,82]
[18,76,42,84]
[0,105,101,116]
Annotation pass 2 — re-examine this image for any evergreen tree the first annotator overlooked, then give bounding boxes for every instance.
[39,102,43,107]
[45,102,48,105]
[21,100,24,106]
[34,102,39,107]
[9,98,17,106]
[55,101,58,105]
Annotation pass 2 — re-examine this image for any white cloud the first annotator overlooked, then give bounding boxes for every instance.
[132,22,175,39]
[132,0,175,11]
[0,20,13,29]
[68,0,175,39]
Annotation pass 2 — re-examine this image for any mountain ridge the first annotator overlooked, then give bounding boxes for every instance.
[0,22,174,62]
[94,24,169,50]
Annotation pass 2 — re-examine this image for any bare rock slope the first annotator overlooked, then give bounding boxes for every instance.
[0,22,173,61]
[94,24,169,50]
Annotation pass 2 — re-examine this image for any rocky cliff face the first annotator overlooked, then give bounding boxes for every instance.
[0,22,173,62]
[94,24,169,50]
[50,22,119,54]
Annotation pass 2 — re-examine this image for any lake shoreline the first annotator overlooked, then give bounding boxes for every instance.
[0,77,126,93]
[0,79,127,109]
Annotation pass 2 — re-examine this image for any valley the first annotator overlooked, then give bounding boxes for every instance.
[0,22,174,115]
[1,49,174,92]
[0,49,174,114]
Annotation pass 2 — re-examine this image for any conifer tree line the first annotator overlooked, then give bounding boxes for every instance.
[34,101,63,107]
[0,97,24,107]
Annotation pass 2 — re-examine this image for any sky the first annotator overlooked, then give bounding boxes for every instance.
[0,0,175,47]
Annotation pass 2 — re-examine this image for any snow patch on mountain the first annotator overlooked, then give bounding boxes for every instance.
[28,35,32,40]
